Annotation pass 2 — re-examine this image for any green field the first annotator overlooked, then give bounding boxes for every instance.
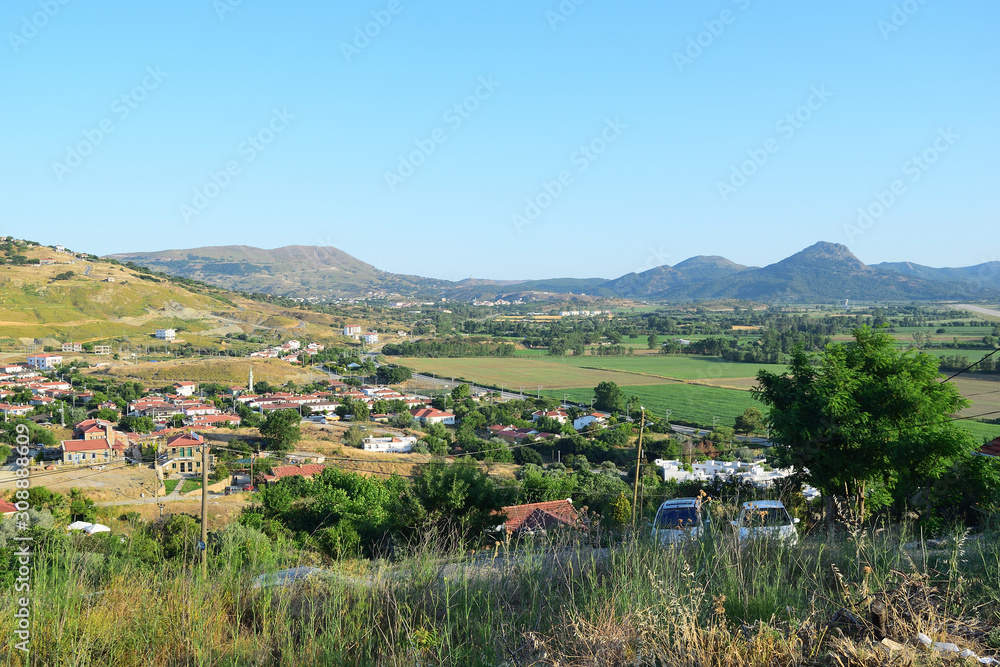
[396,357,679,391]
[546,383,1000,439]
[546,355,788,382]
[543,383,763,428]
[162,479,179,494]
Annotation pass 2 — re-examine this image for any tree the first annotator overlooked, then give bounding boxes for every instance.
[343,426,366,448]
[451,383,471,402]
[647,334,657,350]
[593,381,625,413]
[258,409,302,452]
[376,365,413,384]
[754,327,977,525]
[734,407,765,434]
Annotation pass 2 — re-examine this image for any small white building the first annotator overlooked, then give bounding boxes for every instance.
[26,353,63,369]
[362,435,418,453]
[360,333,379,345]
[411,408,456,425]
[93,345,111,355]
[173,381,198,397]
[61,342,83,353]
[532,409,568,424]
[653,458,796,488]
[155,329,176,341]
[343,325,362,336]
[573,411,609,431]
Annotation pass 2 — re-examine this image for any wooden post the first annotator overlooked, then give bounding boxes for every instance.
[200,443,208,576]
[632,407,645,525]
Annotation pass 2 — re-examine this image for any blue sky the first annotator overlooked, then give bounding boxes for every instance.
[2,0,997,281]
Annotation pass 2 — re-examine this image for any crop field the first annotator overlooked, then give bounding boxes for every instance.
[544,383,763,428]
[93,356,324,386]
[547,355,788,382]
[395,357,680,391]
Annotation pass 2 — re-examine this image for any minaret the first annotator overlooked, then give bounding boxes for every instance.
[248,366,254,394]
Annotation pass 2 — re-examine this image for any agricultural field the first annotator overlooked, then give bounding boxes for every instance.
[395,356,680,391]
[397,353,1000,439]
[544,383,763,428]
[547,355,789,386]
[92,356,325,386]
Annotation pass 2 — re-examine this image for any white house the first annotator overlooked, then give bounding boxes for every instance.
[411,408,456,425]
[26,353,63,369]
[362,435,418,453]
[173,381,197,397]
[61,342,83,353]
[653,458,796,488]
[573,411,609,431]
[343,324,362,336]
[155,329,176,341]
[532,409,568,424]
[361,333,379,345]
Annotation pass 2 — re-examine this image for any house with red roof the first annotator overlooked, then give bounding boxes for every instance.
[0,404,31,417]
[160,432,212,474]
[978,438,1000,459]
[573,411,610,431]
[61,438,116,465]
[259,464,327,484]
[411,407,456,425]
[532,409,568,424]
[173,381,198,397]
[497,499,587,537]
[0,500,19,516]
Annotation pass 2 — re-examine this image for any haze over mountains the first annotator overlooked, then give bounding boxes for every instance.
[110,242,1000,303]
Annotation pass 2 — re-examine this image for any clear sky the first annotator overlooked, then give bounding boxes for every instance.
[3,1,997,281]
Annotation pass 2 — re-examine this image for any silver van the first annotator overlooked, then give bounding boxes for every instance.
[651,497,711,545]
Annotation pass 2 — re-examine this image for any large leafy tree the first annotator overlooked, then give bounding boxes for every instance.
[754,326,975,524]
[593,381,625,413]
[258,409,302,452]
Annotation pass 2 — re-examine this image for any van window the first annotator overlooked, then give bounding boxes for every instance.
[740,507,790,528]
[655,506,699,528]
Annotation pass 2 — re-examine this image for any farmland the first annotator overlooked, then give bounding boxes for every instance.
[395,356,680,391]
[395,353,1000,439]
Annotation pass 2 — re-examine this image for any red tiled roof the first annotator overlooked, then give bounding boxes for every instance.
[62,438,111,452]
[261,464,327,482]
[165,432,204,448]
[411,408,455,419]
[0,501,17,515]
[979,438,1000,458]
[500,499,585,534]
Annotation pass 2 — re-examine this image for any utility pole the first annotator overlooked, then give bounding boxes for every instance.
[200,443,208,576]
[631,407,646,525]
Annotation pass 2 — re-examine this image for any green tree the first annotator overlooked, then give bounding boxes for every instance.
[119,415,154,434]
[343,426,366,448]
[258,409,302,452]
[593,381,625,413]
[451,383,471,402]
[734,407,765,434]
[754,327,977,525]
[405,457,508,548]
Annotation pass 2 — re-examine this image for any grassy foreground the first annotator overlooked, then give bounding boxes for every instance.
[3,523,999,666]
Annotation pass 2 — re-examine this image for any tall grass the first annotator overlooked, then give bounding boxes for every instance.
[3,523,999,665]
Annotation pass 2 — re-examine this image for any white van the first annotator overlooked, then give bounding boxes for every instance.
[651,497,711,545]
[731,500,799,545]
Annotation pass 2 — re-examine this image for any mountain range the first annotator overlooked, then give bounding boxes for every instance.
[109,242,1000,303]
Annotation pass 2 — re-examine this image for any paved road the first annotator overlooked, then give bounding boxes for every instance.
[955,304,1000,319]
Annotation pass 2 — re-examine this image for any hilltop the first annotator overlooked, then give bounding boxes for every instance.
[109,241,999,303]
[0,238,353,354]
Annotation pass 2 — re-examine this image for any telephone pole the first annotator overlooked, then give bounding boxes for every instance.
[200,443,208,576]
[631,406,646,525]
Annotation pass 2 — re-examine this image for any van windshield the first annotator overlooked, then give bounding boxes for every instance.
[655,506,699,528]
[740,507,790,528]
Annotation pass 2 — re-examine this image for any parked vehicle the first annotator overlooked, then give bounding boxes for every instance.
[731,500,799,545]
[651,497,711,545]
